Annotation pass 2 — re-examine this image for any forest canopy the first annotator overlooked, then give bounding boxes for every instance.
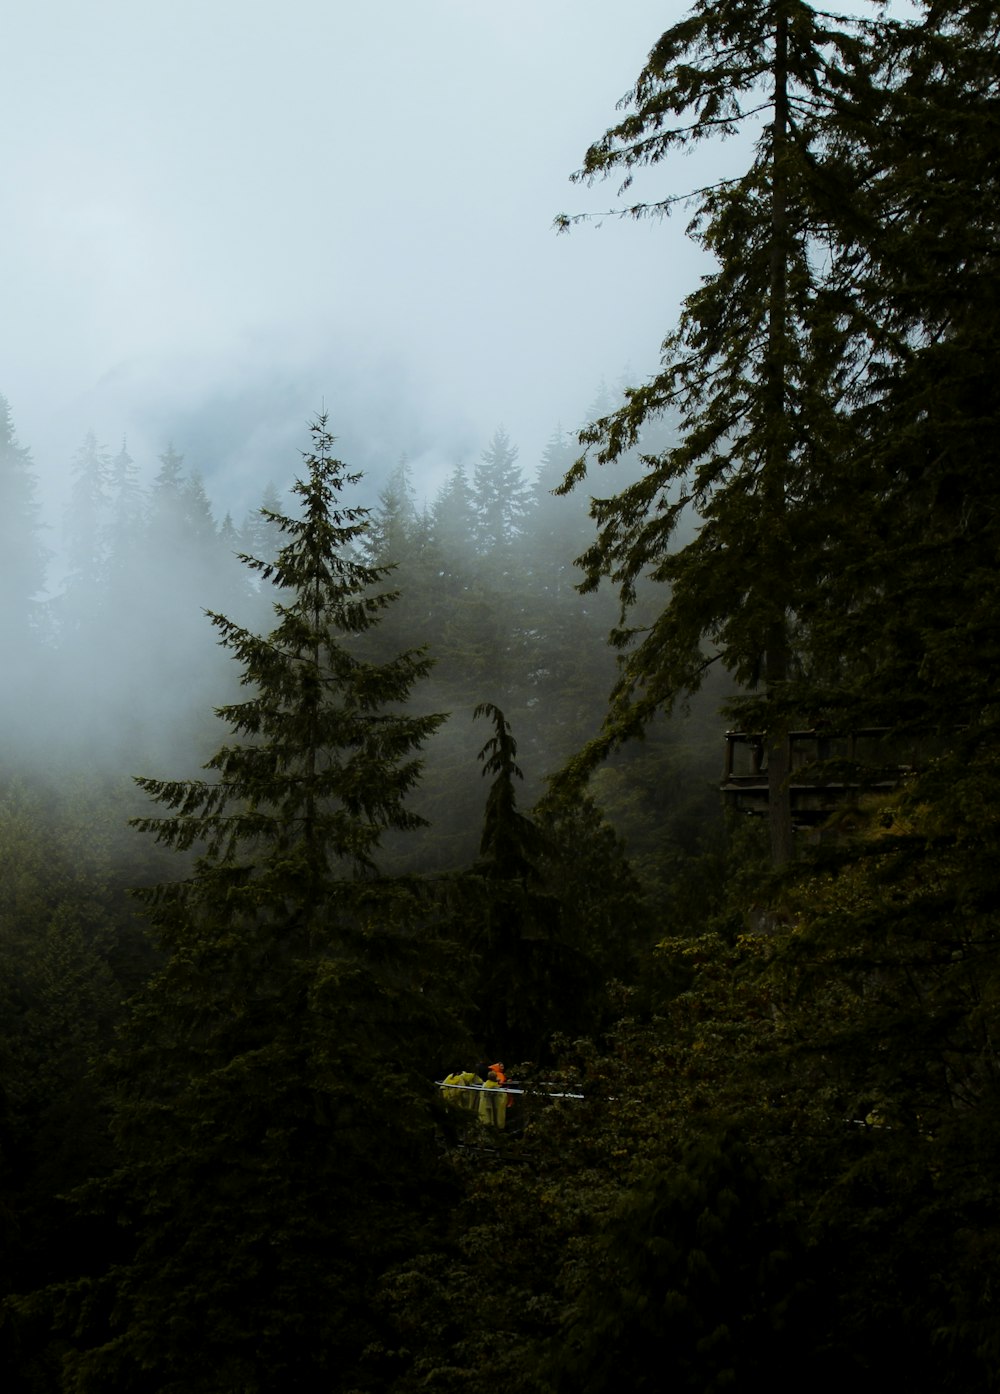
[3,2,1000,1390]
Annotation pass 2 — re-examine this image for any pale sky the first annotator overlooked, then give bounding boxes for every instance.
[2,1,709,522]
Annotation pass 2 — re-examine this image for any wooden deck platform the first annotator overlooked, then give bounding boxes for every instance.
[720,729,909,825]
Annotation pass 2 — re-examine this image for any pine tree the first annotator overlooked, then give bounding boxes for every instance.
[100,440,148,696]
[135,419,447,889]
[61,417,454,1392]
[454,704,602,1063]
[795,1,1000,740]
[423,455,520,708]
[62,432,111,614]
[363,455,419,568]
[472,426,532,557]
[240,481,286,568]
[105,439,145,581]
[532,427,590,592]
[0,398,50,768]
[355,455,434,677]
[429,461,476,565]
[49,432,117,755]
[555,0,889,863]
[0,396,47,668]
[129,444,236,764]
[425,461,480,687]
[747,16,1000,1374]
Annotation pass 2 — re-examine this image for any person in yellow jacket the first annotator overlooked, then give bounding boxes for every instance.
[441,1068,482,1113]
[477,1062,508,1129]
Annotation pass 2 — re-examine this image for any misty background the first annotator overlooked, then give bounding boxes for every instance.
[1,0,731,868]
[2,0,709,526]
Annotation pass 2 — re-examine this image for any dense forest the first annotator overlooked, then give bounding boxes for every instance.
[3,1,1000,1390]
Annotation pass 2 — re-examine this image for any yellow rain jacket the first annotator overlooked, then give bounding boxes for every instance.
[478,1078,507,1129]
[441,1071,481,1112]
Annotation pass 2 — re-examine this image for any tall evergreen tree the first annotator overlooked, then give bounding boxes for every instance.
[355,455,432,673]
[555,0,888,863]
[429,461,475,565]
[455,703,604,1062]
[104,439,145,583]
[0,397,49,760]
[59,417,454,1392]
[45,432,120,764]
[532,427,589,591]
[131,443,239,765]
[239,481,286,568]
[795,0,1000,740]
[61,433,110,614]
[472,426,532,557]
[0,397,47,658]
[363,455,419,568]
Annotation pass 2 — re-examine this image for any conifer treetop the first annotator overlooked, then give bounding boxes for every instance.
[551,1,890,804]
[133,415,446,921]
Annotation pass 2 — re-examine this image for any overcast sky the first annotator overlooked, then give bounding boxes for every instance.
[2,0,712,523]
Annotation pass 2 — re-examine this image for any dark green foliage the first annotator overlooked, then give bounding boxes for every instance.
[5,7,999,1387]
[550,1133,806,1394]
[790,4,1000,752]
[133,421,444,889]
[457,704,563,1060]
[474,702,542,880]
[554,0,892,863]
[761,756,1000,1387]
[370,418,663,879]
[0,774,157,1392]
[52,418,457,1392]
[532,789,658,1020]
[428,706,644,1065]
[60,934,453,1394]
[378,930,801,1394]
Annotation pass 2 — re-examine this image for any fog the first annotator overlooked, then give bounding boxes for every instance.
[2,0,708,528]
[1,0,738,818]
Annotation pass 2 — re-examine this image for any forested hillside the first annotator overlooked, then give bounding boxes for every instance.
[2,1,999,1390]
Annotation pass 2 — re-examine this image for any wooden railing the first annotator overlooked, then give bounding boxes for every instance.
[721,728,908,824]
